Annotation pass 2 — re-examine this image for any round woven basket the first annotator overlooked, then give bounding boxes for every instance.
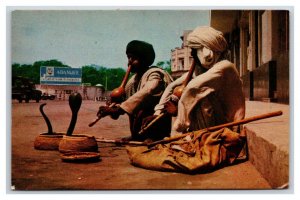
[58,134,98,153]
[34,132,65,150]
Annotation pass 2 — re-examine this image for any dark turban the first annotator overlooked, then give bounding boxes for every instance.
[126,40,155,66]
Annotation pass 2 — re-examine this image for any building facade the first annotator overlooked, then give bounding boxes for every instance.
[35,84,105,101]
[210,10,289,104]
[170,30,193,79]
[171,10,289,104]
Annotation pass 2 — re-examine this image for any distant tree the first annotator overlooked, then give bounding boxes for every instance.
[33,59,70,68]
[156,60,171,74]
[82,66,102,86]
[12,59,71,84]
[12,60,127,90]
[12,63,36,83]
[106,68,126,90]
[81,65,126,90]
[156,61,165,67]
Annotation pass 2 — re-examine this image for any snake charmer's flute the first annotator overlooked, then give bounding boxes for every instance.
[89,65,132,127]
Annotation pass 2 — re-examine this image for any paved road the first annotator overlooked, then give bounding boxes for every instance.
[10,100,271,191]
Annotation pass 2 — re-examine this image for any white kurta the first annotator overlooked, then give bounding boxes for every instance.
[119,67,173,140]
[154,60,245,133]
[120,67,173,115]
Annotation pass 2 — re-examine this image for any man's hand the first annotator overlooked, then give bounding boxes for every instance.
[164,100,178,116]
[141,115,158,130]
[97,105,125,120]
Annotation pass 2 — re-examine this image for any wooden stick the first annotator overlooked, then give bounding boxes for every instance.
[138,113,165,135]
[148,110,283,147]
[95,137,145,146]
[88,103,116,127]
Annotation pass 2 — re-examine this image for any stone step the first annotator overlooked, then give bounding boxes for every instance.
[244,101,289,188]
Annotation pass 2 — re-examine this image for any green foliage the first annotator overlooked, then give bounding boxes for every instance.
[12,59,170,90]
[12,60,126,90]
[106,68,127,90]
[81,65,126,90]
[12,59,70,84]
[156,60,171,74]
[81,66,101,86]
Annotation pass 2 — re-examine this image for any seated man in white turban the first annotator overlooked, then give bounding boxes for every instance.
[145,26,245,133]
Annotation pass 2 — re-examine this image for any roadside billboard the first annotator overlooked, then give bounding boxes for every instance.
[40,66,82,85]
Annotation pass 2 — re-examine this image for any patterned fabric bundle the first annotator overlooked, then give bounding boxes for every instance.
[126,128,246,173]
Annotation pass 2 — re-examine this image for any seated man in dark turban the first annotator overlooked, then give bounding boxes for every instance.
[98,40,173,142]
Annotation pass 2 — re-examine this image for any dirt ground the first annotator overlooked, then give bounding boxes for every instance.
[10,100,271,191]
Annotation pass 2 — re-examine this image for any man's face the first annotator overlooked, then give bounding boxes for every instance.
[196,46,220,69]
[127,53,142,73]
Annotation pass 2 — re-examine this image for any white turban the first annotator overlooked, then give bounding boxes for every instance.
[187,26,227,53]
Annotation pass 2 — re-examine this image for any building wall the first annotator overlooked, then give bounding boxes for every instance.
[275,11,289,104]
[211,10,289,104]
[170,30,193,79]
[276,52,289,104]
[251,10,289,103]
[36,85,105,101]
[252,61,277,101]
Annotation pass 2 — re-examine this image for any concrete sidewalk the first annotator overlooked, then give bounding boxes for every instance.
[243,101,290,188]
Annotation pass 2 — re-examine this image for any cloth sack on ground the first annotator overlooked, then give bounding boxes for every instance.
[126,128,246,173]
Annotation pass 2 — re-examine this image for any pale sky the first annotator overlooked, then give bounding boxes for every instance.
[11,10,209,69]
